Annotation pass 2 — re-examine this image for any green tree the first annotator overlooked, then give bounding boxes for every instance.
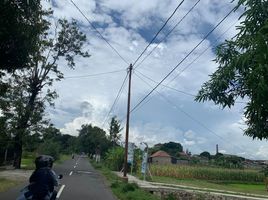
[42,125,77,154]
[0,0,42,72]
[195,0,268,139]
[161,142,183,157]
[38,139,61,160]
[3,15,89,168]
[109,116,122,146]
[0,0,46,102]
[42,125,62,141]
[200,151,211,160]
[213,154,244,169]
[150,142,183,157]
[77,124,110,156]
[23,132,42,152]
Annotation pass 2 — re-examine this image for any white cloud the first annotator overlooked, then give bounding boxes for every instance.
[183,139,195,146]
[256,146,268,159]
[42,0,267,160]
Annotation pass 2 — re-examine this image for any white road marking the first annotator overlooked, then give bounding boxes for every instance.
[77,170,92,174]
[74,165,76,168]
[69,171,73,176]
[56,184,65,199]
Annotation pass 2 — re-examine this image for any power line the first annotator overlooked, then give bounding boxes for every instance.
[165,20,239,86]
[134,19,238,99]
[132,0,185,67]
[135,0,201,70]
[134,73,208,153]
[64,69,125,79]
[131,7,236,113]
[135,70,195,97]
[69,0,129,65]
[101,72,129,128]
[134,72,252,157]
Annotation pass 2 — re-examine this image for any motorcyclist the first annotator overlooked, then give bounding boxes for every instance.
[27,155,59,200]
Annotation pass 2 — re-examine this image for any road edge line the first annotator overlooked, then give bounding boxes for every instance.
[56,184,65,199]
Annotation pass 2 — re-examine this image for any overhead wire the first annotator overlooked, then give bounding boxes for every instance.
[134,72,254,157]
[134,72,208,153]
[132,0,185,67]
[69,0,131,129]
[69,0,248,155]
[64,69,125,79]
[165,20,239,86]
[134,19,238,99]
[134,0,201,70]
[101,72,129,128]
[135,70,195,97]
[69,0,129,65]
[131,7,236,113]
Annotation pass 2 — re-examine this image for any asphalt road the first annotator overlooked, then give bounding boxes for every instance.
[0,156,117,200]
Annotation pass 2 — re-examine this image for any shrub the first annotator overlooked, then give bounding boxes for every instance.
[121,183,138,193]
[111,181,120,188]
[105,147,124,171]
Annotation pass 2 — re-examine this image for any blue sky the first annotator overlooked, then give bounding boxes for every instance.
[43,0,268,159]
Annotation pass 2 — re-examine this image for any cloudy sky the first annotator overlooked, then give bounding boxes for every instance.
[42,0,268,159]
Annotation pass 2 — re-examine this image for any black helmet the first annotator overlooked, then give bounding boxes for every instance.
[35,155,54,169]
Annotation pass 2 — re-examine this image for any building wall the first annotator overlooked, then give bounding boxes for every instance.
[151,157,171,164]
[176,159,189,165]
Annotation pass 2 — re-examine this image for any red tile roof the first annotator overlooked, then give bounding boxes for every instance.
[150,150,171,158]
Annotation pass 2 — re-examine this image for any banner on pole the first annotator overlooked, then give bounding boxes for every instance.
[141,151,148,174]
[127,142,135,164]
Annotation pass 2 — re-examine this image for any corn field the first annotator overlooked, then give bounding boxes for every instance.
[150,164,264,183]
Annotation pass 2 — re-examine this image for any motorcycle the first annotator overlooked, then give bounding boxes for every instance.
[16,174,63,200]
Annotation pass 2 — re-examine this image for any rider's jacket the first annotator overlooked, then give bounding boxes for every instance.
[28,167,58,199]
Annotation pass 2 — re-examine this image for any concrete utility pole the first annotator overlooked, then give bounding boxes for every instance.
[123,64,133,179]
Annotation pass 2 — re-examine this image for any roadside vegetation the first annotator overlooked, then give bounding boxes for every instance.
[0,178,21,193]
[150,164,264,183]
[21,152,71,170]
[91,161,159,200]
[151,176,267,196]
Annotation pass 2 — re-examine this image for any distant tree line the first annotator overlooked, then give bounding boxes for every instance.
[0,115,123,166]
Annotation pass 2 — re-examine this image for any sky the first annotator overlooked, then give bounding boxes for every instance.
[42,0,268,160]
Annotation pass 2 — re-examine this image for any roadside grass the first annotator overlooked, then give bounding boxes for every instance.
[55,154,70,164]
[21,158,35,170]
[21,153,71,170]
[0,178,21,192]
[0,154,71,192]
[151,176,268,196]
[91,161,160,200]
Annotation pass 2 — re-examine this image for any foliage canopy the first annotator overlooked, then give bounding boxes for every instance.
[196,0,268,139]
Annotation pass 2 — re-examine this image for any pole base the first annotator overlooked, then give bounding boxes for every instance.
[120,175,128,182]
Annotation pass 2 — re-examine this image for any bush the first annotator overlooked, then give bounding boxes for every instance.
[121,183,138,193]
[111,181,120,188]
[105,147,124,171]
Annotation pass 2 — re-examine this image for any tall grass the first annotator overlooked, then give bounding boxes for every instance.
[150,164,264,183]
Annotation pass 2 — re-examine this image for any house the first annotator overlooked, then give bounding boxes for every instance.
[177,151,191,160]
[149,150,172,165]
